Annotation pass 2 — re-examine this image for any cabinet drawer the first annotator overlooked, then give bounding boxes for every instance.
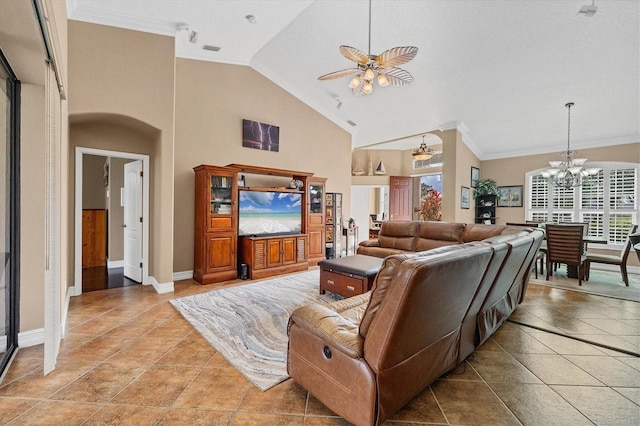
[210,216,232,230]
[320,269,365,297]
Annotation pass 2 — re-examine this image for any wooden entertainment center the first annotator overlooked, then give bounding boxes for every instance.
[193,163,326,284]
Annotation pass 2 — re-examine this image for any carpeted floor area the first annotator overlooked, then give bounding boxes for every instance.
[530,266,640,301]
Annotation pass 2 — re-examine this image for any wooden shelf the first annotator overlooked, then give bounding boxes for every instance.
[227,163,313,178]
[242,186,303,194]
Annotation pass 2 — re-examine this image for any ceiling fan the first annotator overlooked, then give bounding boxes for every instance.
[318,0,418,96]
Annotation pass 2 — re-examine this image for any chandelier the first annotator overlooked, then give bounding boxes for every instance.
[412,135,434,160]
[540,102,600,189]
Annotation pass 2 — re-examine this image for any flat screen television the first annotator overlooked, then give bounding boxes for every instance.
[238,189,303,237]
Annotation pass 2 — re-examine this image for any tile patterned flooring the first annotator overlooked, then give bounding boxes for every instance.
[0,271,639,425]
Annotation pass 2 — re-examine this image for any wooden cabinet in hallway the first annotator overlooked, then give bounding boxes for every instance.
[82,209,106,268]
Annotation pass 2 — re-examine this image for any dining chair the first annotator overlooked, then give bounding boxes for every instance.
[585,225,639,286]
[545,224,587,285]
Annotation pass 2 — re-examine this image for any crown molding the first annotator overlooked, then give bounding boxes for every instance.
[481,135,640,161]
[176,50,250,67]
[67,5,177,37]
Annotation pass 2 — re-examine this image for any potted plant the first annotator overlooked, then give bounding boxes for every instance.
[474,179,499,205]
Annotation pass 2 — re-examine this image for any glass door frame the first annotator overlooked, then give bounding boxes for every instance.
[0,48,20,378]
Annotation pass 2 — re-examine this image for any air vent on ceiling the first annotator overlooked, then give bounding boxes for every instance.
[202,45,221,52]
[346,120,357,127]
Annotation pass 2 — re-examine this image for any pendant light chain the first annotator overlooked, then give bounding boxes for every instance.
[566,102,572,153]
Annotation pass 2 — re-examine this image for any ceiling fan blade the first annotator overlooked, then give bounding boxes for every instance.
[375,46,418,68]
[318,68,359,80]
[379,67,414,86]
[340,45,370,65]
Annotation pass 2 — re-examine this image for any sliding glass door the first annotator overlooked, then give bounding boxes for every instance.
[0,48,20,378]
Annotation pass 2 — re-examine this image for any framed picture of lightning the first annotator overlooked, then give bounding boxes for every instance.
[242,119,280,152]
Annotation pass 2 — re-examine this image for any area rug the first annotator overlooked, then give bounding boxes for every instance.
[170,270,340,391]
[528,268,640,302]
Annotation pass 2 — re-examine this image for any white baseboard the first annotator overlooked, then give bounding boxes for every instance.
[107,259,124,269]
[173,270,193,281]
[149,275,174,294]
[19,328,44,348]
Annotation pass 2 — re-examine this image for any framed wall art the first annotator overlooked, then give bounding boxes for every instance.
[461,186,470,209]
[497,185,523,207]
[242,119,280,152]
[471,167,480,188]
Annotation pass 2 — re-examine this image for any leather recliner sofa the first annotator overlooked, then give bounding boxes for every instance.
[357,220,527,258]
[287,229,543,426]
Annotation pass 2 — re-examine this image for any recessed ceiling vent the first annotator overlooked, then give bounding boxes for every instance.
[347,120,357,127]
[202,45,221,52]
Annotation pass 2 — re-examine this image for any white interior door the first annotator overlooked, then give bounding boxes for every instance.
[124,160,143,282]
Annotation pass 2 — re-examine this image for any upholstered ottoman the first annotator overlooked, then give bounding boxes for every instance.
[318,255,384,298]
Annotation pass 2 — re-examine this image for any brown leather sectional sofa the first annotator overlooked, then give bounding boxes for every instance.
[358,220,527,258]
[287,224,544,426]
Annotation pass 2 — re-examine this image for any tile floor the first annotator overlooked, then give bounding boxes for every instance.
[0,271,638,425]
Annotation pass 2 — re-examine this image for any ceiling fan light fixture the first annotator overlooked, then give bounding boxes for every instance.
[364,67,375,81]
[377,73,389,87]
[317,0,418,96]
[348,75,361,89]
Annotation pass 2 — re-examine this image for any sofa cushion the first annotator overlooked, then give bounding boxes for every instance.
[462,224,527,242]
[358,244,469,338]
[357,246,410,258]
[415,221,465,251]
[377,221,420,252]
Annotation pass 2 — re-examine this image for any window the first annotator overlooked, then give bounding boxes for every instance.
[526,162,639,247]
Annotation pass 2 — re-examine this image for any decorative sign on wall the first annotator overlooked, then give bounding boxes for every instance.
[242,119,280,152]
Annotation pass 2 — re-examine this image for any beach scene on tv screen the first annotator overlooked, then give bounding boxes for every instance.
[239,191,302,236]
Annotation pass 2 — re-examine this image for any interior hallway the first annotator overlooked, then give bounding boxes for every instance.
[0,272,638,425]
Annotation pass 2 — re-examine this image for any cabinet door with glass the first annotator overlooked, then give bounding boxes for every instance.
[207,171,237,232]
[307,177,326,265]
[193,164,238,284]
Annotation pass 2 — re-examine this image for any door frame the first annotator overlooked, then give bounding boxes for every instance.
[74,147,150,296]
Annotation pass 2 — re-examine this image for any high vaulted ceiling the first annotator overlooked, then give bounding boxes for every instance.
[67,0,639,160]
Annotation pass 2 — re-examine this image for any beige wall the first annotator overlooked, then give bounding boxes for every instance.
[68,21,175,284]
[82,155,106,209]
[173,58,352,272]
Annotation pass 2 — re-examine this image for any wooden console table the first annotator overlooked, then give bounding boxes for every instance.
[239,234,308,280]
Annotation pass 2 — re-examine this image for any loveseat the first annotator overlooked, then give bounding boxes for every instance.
[357,220,528,258]
[287,228,543,426]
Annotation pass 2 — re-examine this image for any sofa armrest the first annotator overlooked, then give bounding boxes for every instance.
[359,240,380,248]
[289,304,364,359]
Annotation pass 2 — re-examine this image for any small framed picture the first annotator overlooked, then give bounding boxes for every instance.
[498,185,523,207]
[326,208,333,217]
[461,186,470,209]
[471,167,480,188]
[326,225,333,232]
[326,217,334,225]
